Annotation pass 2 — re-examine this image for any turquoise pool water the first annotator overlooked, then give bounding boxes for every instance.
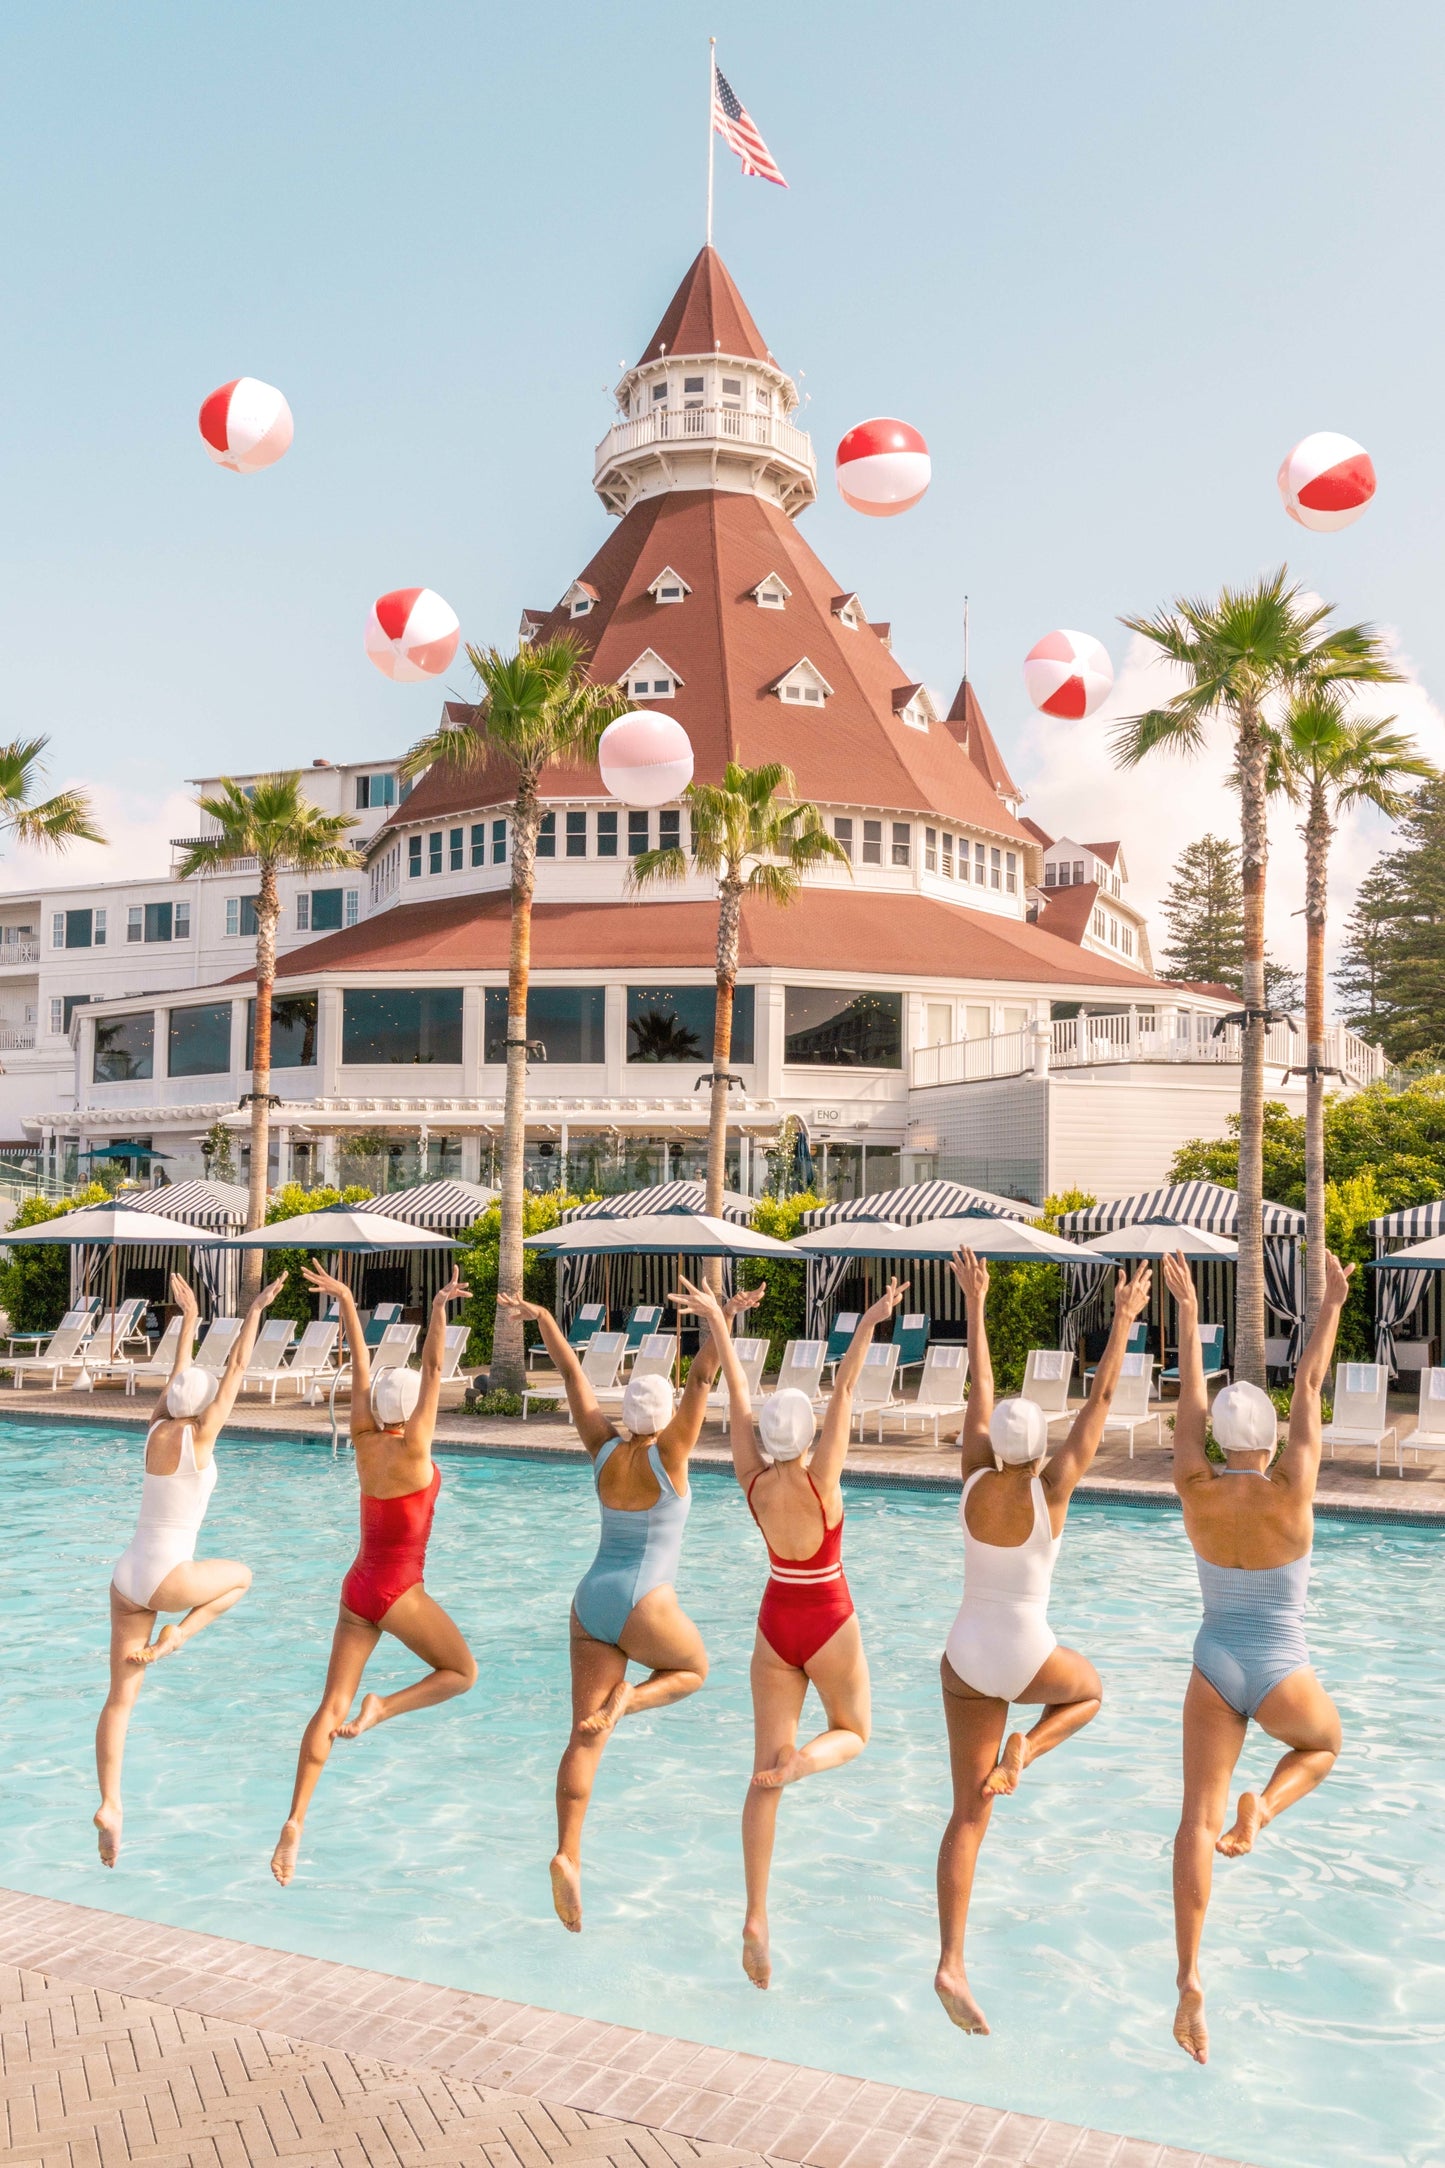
[3,1422,1443,2168]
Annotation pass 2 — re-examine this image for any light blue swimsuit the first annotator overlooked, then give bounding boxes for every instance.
[573,1438,690,1646]
[1192,1552,1312,1718]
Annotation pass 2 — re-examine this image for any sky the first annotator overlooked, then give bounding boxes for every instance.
[2,0,1443,978]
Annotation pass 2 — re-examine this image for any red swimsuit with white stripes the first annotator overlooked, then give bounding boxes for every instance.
[745,1467,856,1669]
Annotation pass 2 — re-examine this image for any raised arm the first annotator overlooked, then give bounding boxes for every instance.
[1277,1252,1353,1488]
[197,1273,287,1441]
[671,1277,769,1487]
[147,1273,200,1425]
[1162,1251,1211,1494]
[950,1249,995,1477]
[812,1277,908,1487]
[496,1293,615,1454]
[410,1272,470,1438]
[304,1264,373,1440]
[1045,1264,1152,1497]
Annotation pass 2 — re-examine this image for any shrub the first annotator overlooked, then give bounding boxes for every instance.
[737,1191,828,1361]
[263,1182,373,1326]
[0,1185,108,1335]
[467,1387,528,1417]
[454,1191,583,1366]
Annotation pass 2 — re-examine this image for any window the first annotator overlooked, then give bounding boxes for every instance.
[484,985,606,1064]
[247,991,318,1069]
[752,574,790,609]
[93,1012,154,1083]
[1044,862,1056,887]
[1121,926,1134,956]
[355,773,397,809]
[1109,916,1119,944]
[1074,859,1085,884]
[131,901,176,943]
[596,810,618,858]
[1092,908,1106,937]
[175,901,189,938]
[226,895,261,936]
[721,377,742,403]
[127,906,142,942]
[965,1005,991,1039]
[891,823,911,868]
[341,988,464,1066]
[1005,852,1018,895]
[570,595,592,617]
[492,819,507,864]
[408,837,422,878]
[566,811,587,858]
[168,1002,233,1078]
[652,382,668,401]
[990,848,1002,891]
[925,1001,953,1046]
[832,816,853,861]
[924,827,938,873]
[784,988,903,1069]
[628,811,649,857]
[626,985,755,1065]
[450,828,464,871]
[975,842,986,883]
[96,909,107,944]
[346,889,359,927]
[49,999,61,1035]
[62,907,98,949]
[295,894,309,930]
[51,912,63,949]
[941,834,954,878]
[683,375,704,404]
[656,584,684,603]
[471,823,486,867]
[308,889,346,933]
[428,832,443,875]
[537,812,556,858]
[659,809,681,851]
[862,820,882,866]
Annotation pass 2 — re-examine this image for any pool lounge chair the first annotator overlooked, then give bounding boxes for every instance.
[193,1318,242,1377]
[892,1311,930,1373]
[620,1304,665,1364]
[327,1323,422,1439]
[523,1328,626,1420]
[531,1302,604,1370]
[4,1303,99,1360]
[592,1332,678,1414]
[1161,1324,1229,1396]
[89,1314,194,1396]
[76,1301,150,1377]
[1320,1361,1395,1467]
[773,1338,826,1405]
[1390,1367,1445,1478]
[363,1301,404,1347]
[238,1319,299,1402]
[436,1323,473,1404]
[823,1311,860,1380]
[1084,1321,1148,1384]
[706,1336,768,1412]
[853,1342,902,1441]
[1098,1353,1161,1457]
[1021,1348,1075,1428]
[286,1320,341,1399]
[7,1317,97,1390]
[881,1343,970,1447]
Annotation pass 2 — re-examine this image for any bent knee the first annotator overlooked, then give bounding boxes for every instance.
[235,1563,253,1591]
[454,1655,479,1693]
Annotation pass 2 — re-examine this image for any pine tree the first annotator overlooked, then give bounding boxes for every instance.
[1156,834,1245,986]
[1334,863,1397,1039]
[1336,775,1445,1060]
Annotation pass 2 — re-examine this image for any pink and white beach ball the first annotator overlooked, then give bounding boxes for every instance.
[198,378,294,473]
[1023,630,1114,720]
[835,417,931,517]
[364,589,461,681]
[1277,432,1376,532]
[598,712,694,808]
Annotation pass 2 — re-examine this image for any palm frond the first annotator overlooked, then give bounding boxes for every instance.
[6,787,106,850]
[629,845,689,891]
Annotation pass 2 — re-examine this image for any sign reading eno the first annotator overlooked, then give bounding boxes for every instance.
[811,1107,844,1127]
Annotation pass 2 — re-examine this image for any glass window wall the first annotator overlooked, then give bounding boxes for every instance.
[341,988,463,1066]
[626,984,755,1064]
[247,992,318,1069]
[93,1012,155,1083]
[168,1002,233,1078]
[483,986,606,1064]
[783,988,903,1068]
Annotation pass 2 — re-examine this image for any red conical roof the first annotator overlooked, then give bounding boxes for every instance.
[945,676,1021,803]
[636,246,772,365]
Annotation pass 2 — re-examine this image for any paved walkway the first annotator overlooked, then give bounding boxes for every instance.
[0,1892,1254,2168]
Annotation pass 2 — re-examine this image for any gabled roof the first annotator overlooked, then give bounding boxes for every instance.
[620,647,684,689]
[636,246,772,367]
[646,566,692,598]
[944,677,1022,804]
[1085,840,1122,866]
[1020,816,1054,849]
[1032,879,1102,946]
[770,656,835,699]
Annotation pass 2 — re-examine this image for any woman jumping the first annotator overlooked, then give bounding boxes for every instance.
[935,1248,1152,2036]
[96,1269,285,1866]
[677,1272,907,1990]
[500,1281,764,1934]
[1165,1247,1349,2066]
[271,1267,477,1887]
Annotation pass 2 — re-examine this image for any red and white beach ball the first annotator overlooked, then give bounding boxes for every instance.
[1277,432,1376,532]
[835,418,931,517]
[598,712,694,808]
[364,588,460,681]
[1023,630,1115,720]
[198,378,294,474]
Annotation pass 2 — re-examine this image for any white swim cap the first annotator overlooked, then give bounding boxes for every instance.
[1212,1380,1277,1456]
[758,1387,816,1462]
[990,1397,1049,1466]
[166,1366,218,1419]
[620,1371,674,1437]
[371,1365,422,1428]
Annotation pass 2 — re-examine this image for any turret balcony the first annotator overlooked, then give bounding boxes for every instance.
[594,403,817,518]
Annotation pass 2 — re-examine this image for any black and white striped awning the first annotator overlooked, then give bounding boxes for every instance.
[113,1181,249,1229]
[561,1181,753,1225]
[370,1181,498,1231]
[1368,1200,1445,1249]
[1055,1182,1304,1237]
[802,1179,1031,1230]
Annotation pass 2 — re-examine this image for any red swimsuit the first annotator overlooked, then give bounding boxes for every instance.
[746,1468,856,1669]
[341,1465,441,1624]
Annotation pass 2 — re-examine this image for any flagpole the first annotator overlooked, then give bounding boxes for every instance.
[705,36,716,248]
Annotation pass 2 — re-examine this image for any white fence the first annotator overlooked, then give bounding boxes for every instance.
[594,404,816,474]
[911,1012,1388,1091]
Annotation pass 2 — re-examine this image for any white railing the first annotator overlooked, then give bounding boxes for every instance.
[0,940,38,966]
[0,1024,37,1050]
[911,1012,1389,1091]
[594,404,817,476]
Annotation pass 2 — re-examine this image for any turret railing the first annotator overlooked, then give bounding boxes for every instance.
[911,1012,1389,1090]
[594,404,816,477]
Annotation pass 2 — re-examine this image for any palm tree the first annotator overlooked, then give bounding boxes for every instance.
[402,636,630,1393]
[633,760,849,1266]
[0,737,104,855]
[177,776,361,1290]
[1269,690,1433,1334]
[1114,568,1399,1383]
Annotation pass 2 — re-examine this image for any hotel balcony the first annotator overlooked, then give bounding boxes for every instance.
[594,403,817,517]
[911,1011,1389,1091]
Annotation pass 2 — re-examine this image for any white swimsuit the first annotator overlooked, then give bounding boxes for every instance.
[944,1468,1062,1701]
[112,1424,217,1609]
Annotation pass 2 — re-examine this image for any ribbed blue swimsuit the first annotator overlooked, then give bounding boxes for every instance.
[573,1438,690,1646]
[1192,1552,1312,1718]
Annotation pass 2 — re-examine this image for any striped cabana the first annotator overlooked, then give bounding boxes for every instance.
[366,1181,499,1307]
[1056,1182,1307,1361]
[96,1181,249,1317]
[555,1181,754,1323]
[800,1181,1034,1337]
[1367,1200,1445,1370]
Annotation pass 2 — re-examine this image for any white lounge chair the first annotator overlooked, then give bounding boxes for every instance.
[1022,1347,1075,1428]
[594,1332,678,1412]
[1383,1365,1445,1478]
[89,1314,194,1396]
[239,1319,299,1402]
[707,1336,768,1412]
[326,1323,423,1440]
[193,1318,241,1377]
[1099,1353,1161,1457]
[4,1305,97,1360]
[774,1338,826,1404]
[1320,1361,1395,1466]
[882,1343,970,1447]
[286,1320,341,1399]
[522,1329,625,1420]
[7,1317,96,1390]
[853,1342,903,1441]
[74,1301,149,1380]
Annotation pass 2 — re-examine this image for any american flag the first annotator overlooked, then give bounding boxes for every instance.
[712,66,788,189]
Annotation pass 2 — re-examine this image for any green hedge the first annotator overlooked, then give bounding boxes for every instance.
[0,1185,109,1335]
[263,1183,374,1325]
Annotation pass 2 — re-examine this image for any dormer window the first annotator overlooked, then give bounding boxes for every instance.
[562,580,598,619]
[750,572,792,610]
[771,659,834,706]
[832,593,865,631]
[622,650,682,702]
[647,567,692,605]
[892,683,936,733]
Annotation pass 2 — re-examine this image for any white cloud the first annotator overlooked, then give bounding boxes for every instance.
[1015,631,1445,986]
[0,783,198,894]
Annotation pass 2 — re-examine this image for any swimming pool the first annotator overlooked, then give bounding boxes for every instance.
[3,1422,1442,2168]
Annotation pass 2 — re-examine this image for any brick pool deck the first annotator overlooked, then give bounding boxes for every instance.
[0,1891,1256,2168]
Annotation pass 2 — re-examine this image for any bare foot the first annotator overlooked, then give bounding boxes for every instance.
[335,1693,385,1740]
[981,1733,1026,1798]
[271,1820,301,1887]
[94,1804,122,1868]
[751,1745,808,1791]
[579,1680,632,1737]
[129,1624,182,1667]
[1216,1792,1263,1858]
[742,1915,771,1989]
[1173,1986,1208,2063]
[935,1965,989,2035]
[550,1852,582,1933]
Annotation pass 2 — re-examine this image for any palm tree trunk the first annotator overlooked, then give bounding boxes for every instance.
[1235,712,1269,1386]
[1303,784,1330,1341]
[491,780,537,1394]
[704,879,742,1292]
[243,864,279,1302]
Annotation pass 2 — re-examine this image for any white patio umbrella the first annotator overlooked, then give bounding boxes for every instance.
[1076,1223,1237,1261]
[1368,1233,1445,1269]
[526,1211,794,1372]
[216,1207,460,1252]
[790,1214,1113,1263]
[3,1204,219,1361]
